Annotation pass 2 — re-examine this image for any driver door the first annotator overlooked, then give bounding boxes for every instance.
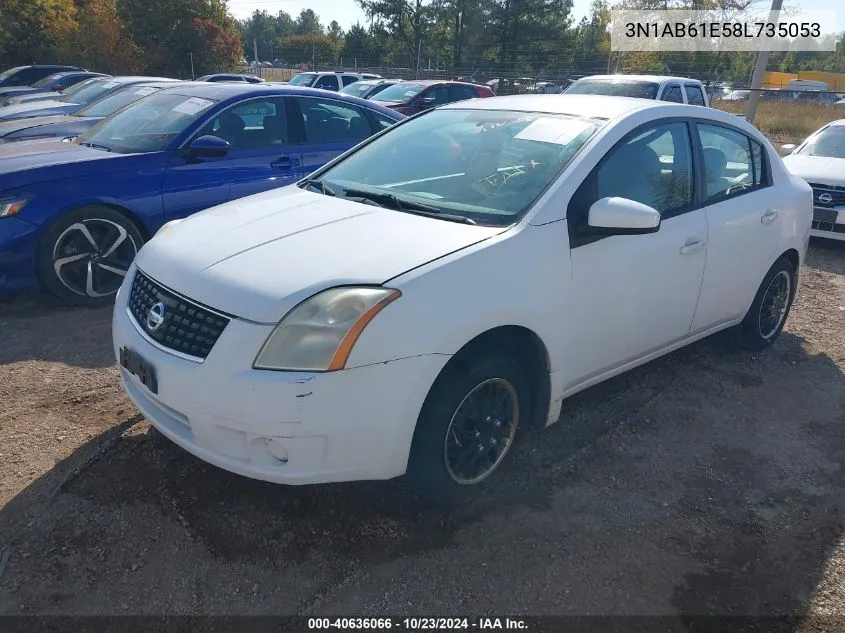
[563,120,708,390]
[162,97,301,220]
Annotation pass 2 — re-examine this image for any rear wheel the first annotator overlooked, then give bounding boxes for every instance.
[739,256,796,350]
[37,206,144,305]
[405,352,530,505]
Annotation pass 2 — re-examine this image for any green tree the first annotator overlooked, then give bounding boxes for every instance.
[294,8,323,35]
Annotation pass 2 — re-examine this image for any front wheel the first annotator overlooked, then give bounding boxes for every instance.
[739,256,797,350]
[37,206,144,305]
[405,352,530,505]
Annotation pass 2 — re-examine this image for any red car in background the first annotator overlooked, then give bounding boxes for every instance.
[370,80,493,115]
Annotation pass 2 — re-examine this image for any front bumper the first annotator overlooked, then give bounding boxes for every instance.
[811,206,845,241]
[112,275,450,485]
[0,216,39,293]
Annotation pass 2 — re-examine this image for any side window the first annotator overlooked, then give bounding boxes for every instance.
[661,85,683,103]
[373,112,398,131]
[685,85,706,106]
[295,97,374,143]
[314,75,339,91]
[12,68,43,84]
[595,122,694,216]
[341,75,359,87]
[423,85,452,105]
[197,98,289,150]
[449,84,477,102]
[696,124,763,201]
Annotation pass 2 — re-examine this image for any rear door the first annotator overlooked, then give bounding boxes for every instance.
[685,84,708,107]
[660,83,685,103]
[313,74,340,91]
[448,83,479,104]
[689,121,781,331]
[162,96,301,219]
[292,96,378,177]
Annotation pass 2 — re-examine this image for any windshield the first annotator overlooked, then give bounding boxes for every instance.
[76,85,161,118]
[58,77,101,97]
[288,73,316,87]
[32,74,60,89]
[76,92,217,154]
[372,82,424,102]
[340,81,378,97]
[0,67,24,82]
[566,79,659,99]
[311,108,602,225]
[798,126,845,159]
[59,79,120,104]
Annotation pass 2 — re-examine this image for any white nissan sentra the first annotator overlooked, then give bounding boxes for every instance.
[113,95,812,504]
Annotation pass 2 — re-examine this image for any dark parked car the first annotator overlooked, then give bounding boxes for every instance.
[339,79,401,100]
[0,83,404,302]
[0,72,108,105]
[0,65,85,88]
[197,73,265,84]
[370,80,494,115]
[0,76,176,122]
[0,82,199,144]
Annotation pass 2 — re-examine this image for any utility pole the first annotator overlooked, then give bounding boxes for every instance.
[312,41,316,70]
[416,39,422,78]
[253,37,259,64]
[745,0,784,124]
[188,52,195,80]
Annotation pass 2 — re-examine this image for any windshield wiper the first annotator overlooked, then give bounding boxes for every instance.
[342,188,477,224]
[300,178,336,197]
[79,141,112,152]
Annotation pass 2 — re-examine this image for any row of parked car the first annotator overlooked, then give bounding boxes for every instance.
[2,63,835,502]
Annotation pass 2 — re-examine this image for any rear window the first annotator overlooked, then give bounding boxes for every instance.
[566,79,660,99]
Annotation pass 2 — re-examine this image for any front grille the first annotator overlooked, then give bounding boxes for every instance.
[809,183,845,208]
[128,270,231,360]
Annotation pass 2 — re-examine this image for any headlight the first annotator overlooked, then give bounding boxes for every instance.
[156,219,184,235]
[0,197,29,218]
[254,287,401,372]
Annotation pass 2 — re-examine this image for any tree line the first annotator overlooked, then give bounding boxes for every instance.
[1,1,843,83]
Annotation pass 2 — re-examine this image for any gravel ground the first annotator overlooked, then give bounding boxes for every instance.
[0,240,843,623]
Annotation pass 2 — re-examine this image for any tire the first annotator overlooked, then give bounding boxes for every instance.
[37,206,144,305]
[405,351,531,505]
[739,256,797,351]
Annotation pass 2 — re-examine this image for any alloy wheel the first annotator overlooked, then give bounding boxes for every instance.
[758,269,791,341]
[52,219,138,298]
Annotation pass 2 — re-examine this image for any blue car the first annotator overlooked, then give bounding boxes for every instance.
[0,83,404,302]
[0,72,109,105]
[0,76,175,122]
[0,81,197,144]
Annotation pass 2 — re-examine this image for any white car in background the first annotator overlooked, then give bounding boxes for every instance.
[565,74,710,106]
[113,95,811,504]
[781,120,845,241]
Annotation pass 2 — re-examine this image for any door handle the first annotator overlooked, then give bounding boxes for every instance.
[679,238,706,255]
[270,155,301,170]
[761,208,780,225]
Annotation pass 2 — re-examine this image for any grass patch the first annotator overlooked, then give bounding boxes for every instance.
[713,100,843,144]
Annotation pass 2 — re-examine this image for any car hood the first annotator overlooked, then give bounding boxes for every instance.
[0,140,139,187]
[0,114,77,138]
[783,154,845,187]
[136,186,504,323]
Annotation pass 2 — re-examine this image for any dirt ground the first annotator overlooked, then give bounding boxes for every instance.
[0,240,843,624]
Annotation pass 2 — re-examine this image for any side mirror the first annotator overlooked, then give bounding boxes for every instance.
[587,197,661,235]
[779,143,796,156]
[416,97,434,108]
[184,135,230,159]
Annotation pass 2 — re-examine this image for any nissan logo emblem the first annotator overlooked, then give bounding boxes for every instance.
[818,193,833,204]
[146,302,166,332]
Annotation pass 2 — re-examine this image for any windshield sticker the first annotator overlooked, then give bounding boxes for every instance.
[514,117,593,145]
[134,87,157,96]
[172,97,214,116]
[404,90,418,97]
[100,82,119,89]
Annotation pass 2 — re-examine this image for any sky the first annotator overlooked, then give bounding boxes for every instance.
[227,0,845,34]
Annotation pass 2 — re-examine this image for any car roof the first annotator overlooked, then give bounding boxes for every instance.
[153,83,406,114]
[574,74,703,84]
[441,93,674,119]
[108,76,176,83]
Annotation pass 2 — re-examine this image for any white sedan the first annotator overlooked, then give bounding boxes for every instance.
[781,119,845,241]
[113,95,812,504]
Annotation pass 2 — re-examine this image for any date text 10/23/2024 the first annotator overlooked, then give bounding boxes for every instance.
[307,618,529,630]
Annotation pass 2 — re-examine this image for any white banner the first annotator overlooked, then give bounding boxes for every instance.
[610,10,838,52]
